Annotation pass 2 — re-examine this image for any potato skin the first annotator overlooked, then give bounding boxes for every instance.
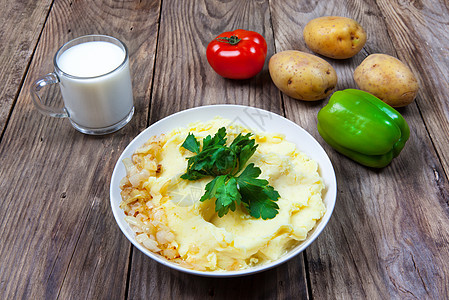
[304,16,366,59]
[268,50,337,101]
[354,54,419,107]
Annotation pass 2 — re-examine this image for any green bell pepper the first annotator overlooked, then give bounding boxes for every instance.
[317,89,410,168]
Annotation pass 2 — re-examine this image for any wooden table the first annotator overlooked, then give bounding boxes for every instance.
[1,0,448,298]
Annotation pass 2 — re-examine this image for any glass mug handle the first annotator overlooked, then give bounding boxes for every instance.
[31,72,69,118]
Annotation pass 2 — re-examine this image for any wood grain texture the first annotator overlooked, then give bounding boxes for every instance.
[130,250,307,299]
[149,0,283,123]
[374,0,449,184]
[1,0,448,299]
[0,0,53,136]
[129,0,309,299]
[370,1,449,297]
[269,0,449,299]
[0,0,161,298]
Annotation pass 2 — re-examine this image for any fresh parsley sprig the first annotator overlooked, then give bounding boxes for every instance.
[180,127,280,220]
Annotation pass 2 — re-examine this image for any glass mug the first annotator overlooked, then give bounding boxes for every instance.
[31,35,134,135]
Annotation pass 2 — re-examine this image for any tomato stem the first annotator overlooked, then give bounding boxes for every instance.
[215,35,241,45]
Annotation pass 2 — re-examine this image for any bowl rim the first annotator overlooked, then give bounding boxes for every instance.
[110,104,337,277]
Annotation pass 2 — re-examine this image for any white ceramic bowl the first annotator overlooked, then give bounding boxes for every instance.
[110,104,337,277]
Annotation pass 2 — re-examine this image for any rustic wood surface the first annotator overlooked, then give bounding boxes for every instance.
[0,0,448,299]
[0,0,53,135]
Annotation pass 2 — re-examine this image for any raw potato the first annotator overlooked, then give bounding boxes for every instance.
[303,16,366,59]
[354,54,419,107]
[268,50,337,101]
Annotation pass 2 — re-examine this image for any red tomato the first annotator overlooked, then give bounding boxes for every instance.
[206,29,268,79]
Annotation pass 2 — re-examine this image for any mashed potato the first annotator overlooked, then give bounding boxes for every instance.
[119,118,325,271]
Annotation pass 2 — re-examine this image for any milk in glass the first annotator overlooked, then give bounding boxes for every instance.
[56,41,133,128]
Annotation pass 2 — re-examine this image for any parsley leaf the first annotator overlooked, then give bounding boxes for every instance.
[181,127,232,180]
[181,133,200,154]
[200,175,241,217]
[200,175,225,202]
[181,127,280,219]
[202,127,227,150]
[215,176,241,217]
[236,163,280,220]
[229,133,258,172]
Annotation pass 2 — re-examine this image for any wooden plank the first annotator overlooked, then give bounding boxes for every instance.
[0,0,161,298]
[370,1,449,297]
[148,0,283,121]
[269,0,449,299]
[2,0,447,299]
[130,252,307,299]
[374,0,449,185]
[128,0,309,299]
[0,0,53,136]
